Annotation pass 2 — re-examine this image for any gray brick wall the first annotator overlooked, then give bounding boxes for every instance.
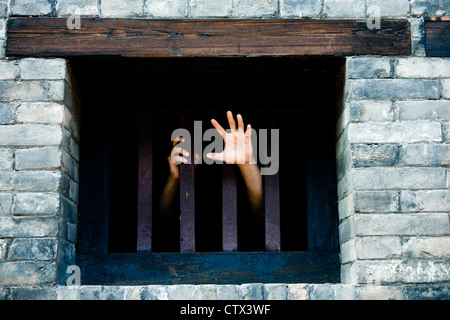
[0,58,79,286]
[338,56,450,286]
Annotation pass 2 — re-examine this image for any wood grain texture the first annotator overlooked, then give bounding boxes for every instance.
[76,251,340,285]
[6,17,411,57]
[137,115,153,252]
[222,165,238,252]
[425,20,450,57]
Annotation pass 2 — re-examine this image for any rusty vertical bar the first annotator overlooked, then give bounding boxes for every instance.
[222,164,238,252]
[264,120,281,251]
[179,115,195,252]
[137,115,153,252]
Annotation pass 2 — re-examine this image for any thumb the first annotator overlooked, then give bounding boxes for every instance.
[206,152,224,162]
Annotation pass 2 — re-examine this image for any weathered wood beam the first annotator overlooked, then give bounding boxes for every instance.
[425,18,450,57]
[6,17,411,57]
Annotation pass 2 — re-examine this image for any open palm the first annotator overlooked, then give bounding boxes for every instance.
[206,111,255,164]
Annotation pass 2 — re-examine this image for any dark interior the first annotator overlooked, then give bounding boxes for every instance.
[72,56,343,254]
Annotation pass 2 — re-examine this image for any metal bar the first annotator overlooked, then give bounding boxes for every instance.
[179,115,195,252]
[222,164,238,252]
[137,115,153,252]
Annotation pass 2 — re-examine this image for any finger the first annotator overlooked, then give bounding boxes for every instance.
[245,124,252,137]
[206,152,224,162]
[171,155,188,164]
[237,114,244,132]
[211,119,226,138]
[172,136,184,147]
[172,146,189,157]
[227,111,236,131]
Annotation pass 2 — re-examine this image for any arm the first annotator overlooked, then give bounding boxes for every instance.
[158,137,187,220]
[207,111,264,216]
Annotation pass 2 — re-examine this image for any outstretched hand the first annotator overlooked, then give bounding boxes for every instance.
[206,111,255,164]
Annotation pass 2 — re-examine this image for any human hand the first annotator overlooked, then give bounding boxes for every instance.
[168,136,200,180]
[206,111,255,164]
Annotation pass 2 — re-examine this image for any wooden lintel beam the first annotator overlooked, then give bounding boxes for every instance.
[6,17,411,57]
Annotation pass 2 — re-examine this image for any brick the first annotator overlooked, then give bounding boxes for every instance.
[366,0,409,17]
[7,287,56,300]
[79,286,125,300]
[263,283,287,300]
[56,287,80,300]
[0,124,62,146]
[353,260,450,284]
[190,0,233,17]
[0,261,56,285]
[349,100,394,122]
[15,147,62,170]
[337,192,354,221]
[0,216,59,237]
[232,0,278,17]
[397,100,450,121]
[348,121,442,143]
[395,58,450,78]
[193,284,217,300]
[169,285,193,299]
[354,213,450,236]
[349,79,440,100]
[441,79,450,99]
[10,0,52,16]
[352,167,447,190]
[0,171,61,192]
[123,286,147,300]
[0,40,5,58]
[19,58,67,80]
[404,285,450,300]
[56,0,99,16]
[0,239,8,260]
[287,283,309,300]
[14,192,60,215]
[7,238,57,260]
[402,237,450,259]
[144,0,188,17]
[309,284,333,300]
[333,284,358,300]
[216,285,239,300]
[359,284,405,299]
[401,190,450,212]
[147,285,169,300]
[280,0,322,17]
[0,148,13,170]
[241,283,263,300]
[351,144,398,166]
[338,215,355,244]
[0,61,19,80]
[101,0,144,17]
[410,0,449,16]
[340,239,357,263]
[354,190,399,213]
[399,144,450,166]
[355,236,402,259]
[323,0,366,18]
[0,81,65,102]
[0,18,6,38]
[0,2,6,18]
[371,0,411,17]
[17,102,64,124]
[61,149,79,181]
[445,122,450,143]
[0,193,13,214]
[0,103,17,124]
[347,57,392,79]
